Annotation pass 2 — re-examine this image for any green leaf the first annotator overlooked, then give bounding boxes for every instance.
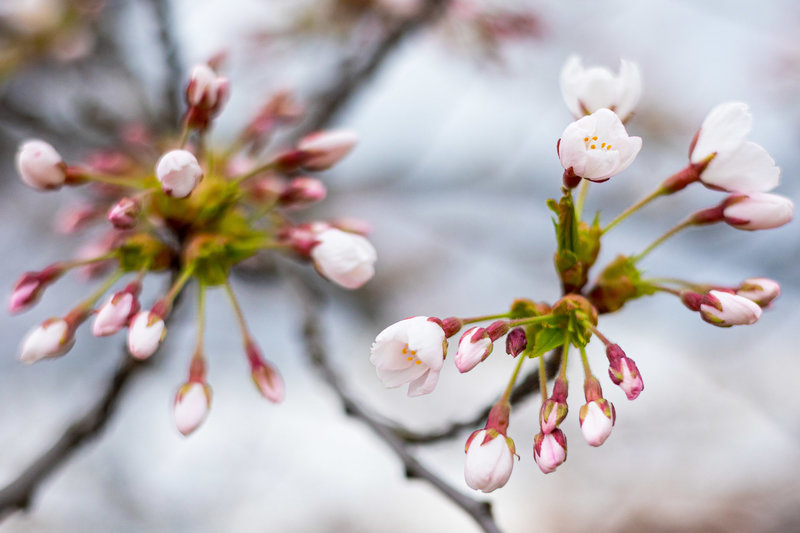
[528,327,566,359]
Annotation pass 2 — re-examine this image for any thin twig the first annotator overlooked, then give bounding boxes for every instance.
[286,269,502,533]
[391,348,563,444]
[146,0,184,130]
[297,0,449,136]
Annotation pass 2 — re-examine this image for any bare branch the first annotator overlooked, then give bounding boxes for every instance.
[285,269,502,533]
[145,0,184,130]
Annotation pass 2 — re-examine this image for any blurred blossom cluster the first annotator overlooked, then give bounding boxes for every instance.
[10,63,378,436]
[370,55,792,492]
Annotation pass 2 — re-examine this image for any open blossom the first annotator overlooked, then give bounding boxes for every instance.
[127,311,166,359]
[174,382,212,436]
[155,150,203,198]
[700,290,761,327]
[533,429,567,474]
[370,316,447,397]
[722,193,793,231]
[92,289,140,337]
[16,140,67,190]
[310,228,376,289]
[558,108,642,183]
[579,399,616,447]
[297,130,358,170]
[455,327,493,373]
[464,430,514,492]
[736,278,780,307]
[690,102,780,192]
[560,55,642,122]
[20,318,74,364]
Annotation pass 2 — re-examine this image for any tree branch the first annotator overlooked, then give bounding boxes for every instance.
[286,270,502,533]
[145,0,184,130]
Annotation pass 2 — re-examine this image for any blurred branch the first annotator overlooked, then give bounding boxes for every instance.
[0,356,146,521]
[286,269,502,533]
[145,0,184,129]
[298,0,449,136]
[392,347,563,444]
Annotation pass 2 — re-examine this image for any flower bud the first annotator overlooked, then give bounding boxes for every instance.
[606,344,644,400]
[127,311,166,359]
[533,429,567,474]
[579,399,616,447]
[464,429,515,493]
[16,140,67,190]
[251,361,285,403]
[736,278,780,307]
[539,378,568,433]
[505,327,527,357]
[155,150,203,198]
[92,285,140,337]
[174,381,212,436]
[700,290,762,327]
[184,64,230,129]
[20,318,74,364]
[297,130,358,170]
[278,177,327,208]
[310,228,377,289]
[330,217,372,236]
[9,264,63,314]
[107,197,141,229]
[722,192,793,231]
[454,327,493,373]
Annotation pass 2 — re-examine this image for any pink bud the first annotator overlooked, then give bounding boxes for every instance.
[464,430,515,492]
[310,228,377,289]
[454,327,493,373]
[579,399,616,446]
[736,278,780,307]
[505,327,527,357]
[330,217,373,236]
[722,192,793,230]
[20,318,74,364]
[107,197,141,229]
[16,140,66,190]
[127,311,166,359]
[278,177,327,208]
[251,360,285,403]
[92,286,140,337]
[155,150,203,198]
[533,429,567,474]
[55,202,101,234]
[174,382,212,436]
[186,64,229,113]
[539,377,568,433]
[606,345,644,400]
[297,130,358,170]
[700,290,762,327]
[9,265,62,314]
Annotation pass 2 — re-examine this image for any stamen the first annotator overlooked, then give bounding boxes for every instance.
[590,144,596,149]
[415,360,422,365]
[592,136,598,141]
[584,137,589,142]
[407,356,413,361]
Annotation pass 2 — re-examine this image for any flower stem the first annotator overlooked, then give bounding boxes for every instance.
[585,322,611,346]
[579,345,592,378]
[76,269,123,311]
[223,279,251,344]
[194,282,206,356]
[633,218,693,263]
[502,353,527,402]
[233,161,277,185]
[77,172,149,190]
[575,179,590,220]
[507,314,553,328]
[538,353,548,403]
[461,312,512,324]
[61,252,118,270]
[559,331,570,381]
[602,186,666,235]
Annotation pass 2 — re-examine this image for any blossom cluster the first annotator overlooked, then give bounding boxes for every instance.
[11,63,377,436]
[370,55,792,491]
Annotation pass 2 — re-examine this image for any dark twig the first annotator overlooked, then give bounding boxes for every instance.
[392,348,563,444]
[0,356,145,521]
[286,269,502,533]
[146,0,184,130]
[297,0,449,136]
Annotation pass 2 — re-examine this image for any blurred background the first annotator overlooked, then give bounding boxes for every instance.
[0,0,799,531]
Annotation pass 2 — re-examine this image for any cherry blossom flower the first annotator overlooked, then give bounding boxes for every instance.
[533,429,567,474]
[155,150,203,198]
[700,290,762,327]
[606,344,644,400]
[20,318,74,364]
[92,289,139,337]
[579,399,615,447]
[560,55,642,122]
[370,316,447,396]
[16,140,66,190]
[251,360,285,403]
[722,192,793,230]
[455,327,493,373]
[464,430,515,492]
[310,228,376,289]
[736,278,780,307]
[174,382,212,436]
[558,108,642,183]
[127,311,166,359]
[297,130,358,170]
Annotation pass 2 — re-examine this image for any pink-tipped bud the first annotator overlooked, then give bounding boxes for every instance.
[736,278,780,307]
[606,344,644,400]
[278,177,327,208]
[173,382,212,436]
[251,361,285,403]
[185,64,230,129]
[533,429,567,474]
[155,149,203,198]
[297,130,358,170]
[330,217,373,236]
[16,140,67,190]
[20,318,74,364]
[310,228,377,289]
[722,192,793,231]
[127,311,166,359]
[9,265,63,314]
[539,377,568,433]
[107,197,141,229]
[92,285,140,337]
[454,327,493,373]
[579,399,615,447]
[464,429,515,493]
[55,202,101,234]
[505,327,527,357]
[700,290,762,327]
[278,222,329,258]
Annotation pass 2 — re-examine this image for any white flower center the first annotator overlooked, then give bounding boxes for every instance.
[583,135,613,152]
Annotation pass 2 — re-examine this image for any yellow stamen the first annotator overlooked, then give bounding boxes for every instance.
[407,356,413,361]
[590,144,596,149]
[415,360,422,365]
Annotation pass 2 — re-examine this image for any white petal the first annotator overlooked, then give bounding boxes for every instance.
[691,102,752,163]
[701,141,779,192]
[407,368,440,397]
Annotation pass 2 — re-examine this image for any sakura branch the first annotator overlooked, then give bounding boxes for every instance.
[369,55,793,492]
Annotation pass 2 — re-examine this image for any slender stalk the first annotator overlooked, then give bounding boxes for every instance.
[195,282,206,354]
[575,179,590,220]
[233,161,277,185]
[579,345,592,378]
[76,270,123,311]
[559,332,570,381]
[538,354,548,403]
[585,322,611,346]
[159,266,194,313]
[461,312,511,324]
[633,218,693,262]
[223,279,251,342]
[507,315,553,328]
[77,172,148,190]
[602,186,666,235]
[61,252,118,270]
[502,355,526,402]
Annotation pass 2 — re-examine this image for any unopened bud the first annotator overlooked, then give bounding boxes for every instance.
[278,176,327,208]
[579,399,615,446]
[251,360,285,403]
[155,149,203,198]
[174,381,212,436]
[297,130,358,170]
[606,344,644,400]
[16,140,67,190]
[127,311,166,359]
[92,284,140,337]
[700,290,761,327]
[736,278,780,307]
[310,228,376,289]
[454,327,493,373]
[722,192,793,231]
[505,327,527,357]
[9,264,63,313]
[107,197,141,229]
[533,429,567,474]
[20,318,74,364]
